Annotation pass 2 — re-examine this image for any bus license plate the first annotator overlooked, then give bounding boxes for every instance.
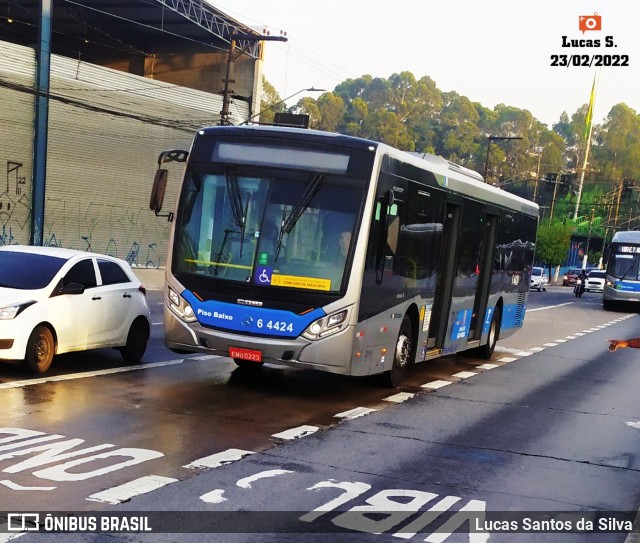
[229,347,262,362]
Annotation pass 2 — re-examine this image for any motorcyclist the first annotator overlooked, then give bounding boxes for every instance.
[574,269,588,297]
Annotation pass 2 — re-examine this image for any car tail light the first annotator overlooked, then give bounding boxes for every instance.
[138,285,147,296]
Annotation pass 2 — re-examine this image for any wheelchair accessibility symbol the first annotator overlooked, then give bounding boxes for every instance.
[254,266,273,285]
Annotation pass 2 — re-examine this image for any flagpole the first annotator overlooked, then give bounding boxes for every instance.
[573,73,598,220]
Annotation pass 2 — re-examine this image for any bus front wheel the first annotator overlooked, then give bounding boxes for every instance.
[378,316,414,388]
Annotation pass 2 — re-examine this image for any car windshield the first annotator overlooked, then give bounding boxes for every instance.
[532,268,542,276]
[588,271,606,279]
[0,251,67,289]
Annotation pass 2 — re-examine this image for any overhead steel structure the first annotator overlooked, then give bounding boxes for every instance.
[0,0,263,245]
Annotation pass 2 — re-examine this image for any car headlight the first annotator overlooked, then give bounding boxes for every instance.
[302,309,349,340]
[167,287,197,323]
[0,301,36,320]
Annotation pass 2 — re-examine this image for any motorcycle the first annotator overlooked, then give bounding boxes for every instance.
[574,278,586,298]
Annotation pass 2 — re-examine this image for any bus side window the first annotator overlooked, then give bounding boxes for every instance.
[375,199,400,283]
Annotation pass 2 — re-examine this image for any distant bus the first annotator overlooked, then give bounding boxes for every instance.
[150,126,538,386]
[603,230,640,311]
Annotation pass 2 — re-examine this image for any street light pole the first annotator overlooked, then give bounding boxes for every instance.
[220,33,288,126]
[532,151,542,202]
[483,136,523,182]
[241,87,326,125]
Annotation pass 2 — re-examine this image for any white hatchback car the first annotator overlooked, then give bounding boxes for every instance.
[529,266,548,291]
[0,246,151,374]
[585,269,606,293]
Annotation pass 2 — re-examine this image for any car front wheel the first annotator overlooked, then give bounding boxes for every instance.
[23,325,55,374]
[120,318,149,363]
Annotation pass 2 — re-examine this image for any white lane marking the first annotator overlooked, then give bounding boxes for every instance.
[383,392,415,403]
[574,332,586,336]
[184,449,255,470]
[543,343,558,347]
[477,363,499,370]
[421,380,452,390]
[200,489,227,504]
[498,357,518,363]
[190,355,217,360]
[529,347,546,352]
[86,475,177,504]
[626,421,640,430]
[555,339,568,343]
[236,469,294,489]
[152,322,163,326]
[0,357,220,390]
[334,407,377,420]
[527,302,574,312]
[0,480,56,491]
[565,335,577,339]
[515,351,533,357]
[452,371,477,379]
[495,346,526,355]
[272,425,318,440]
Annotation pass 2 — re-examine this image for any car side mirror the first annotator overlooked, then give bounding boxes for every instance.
[61,282,85,295]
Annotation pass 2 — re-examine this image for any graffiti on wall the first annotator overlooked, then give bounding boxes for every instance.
[0,160,168,268]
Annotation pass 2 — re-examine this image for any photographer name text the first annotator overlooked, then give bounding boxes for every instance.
[551,35,630,67]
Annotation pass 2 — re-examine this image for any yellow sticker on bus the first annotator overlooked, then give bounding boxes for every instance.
[271,274,331,291]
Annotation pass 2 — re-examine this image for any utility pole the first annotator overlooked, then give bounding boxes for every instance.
[220,34,287,126]
[614,179,623,227]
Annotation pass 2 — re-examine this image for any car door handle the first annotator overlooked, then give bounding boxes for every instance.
[123,293,132,298]
[92,296,102,301]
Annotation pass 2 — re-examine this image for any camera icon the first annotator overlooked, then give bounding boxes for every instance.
[579,13,602,33]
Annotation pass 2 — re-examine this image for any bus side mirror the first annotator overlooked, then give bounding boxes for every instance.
[150,168,168,215]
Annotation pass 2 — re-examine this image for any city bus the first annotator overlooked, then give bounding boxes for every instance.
[603,230,640,311]
[150,126,538,386]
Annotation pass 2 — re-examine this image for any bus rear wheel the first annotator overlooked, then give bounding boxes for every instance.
[476,308,501,359]
[378,316,414,388]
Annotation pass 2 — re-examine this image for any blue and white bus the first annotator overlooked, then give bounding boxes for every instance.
[603,230,640,311]
[150,126,538,386]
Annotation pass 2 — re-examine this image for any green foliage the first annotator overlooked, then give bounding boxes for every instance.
[261,70,640,238]
[535,222,574,267]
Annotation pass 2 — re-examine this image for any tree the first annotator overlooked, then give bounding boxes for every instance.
[534,222,573,281]
[259,77,285,124]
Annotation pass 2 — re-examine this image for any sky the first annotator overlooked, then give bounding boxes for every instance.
[209,0,638,129]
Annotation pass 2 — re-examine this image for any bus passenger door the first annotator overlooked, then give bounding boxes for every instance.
[428,204,460,349]
[469,213,497,340]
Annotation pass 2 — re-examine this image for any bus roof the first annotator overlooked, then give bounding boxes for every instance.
[197,125,539,218]
[612,231,640,244]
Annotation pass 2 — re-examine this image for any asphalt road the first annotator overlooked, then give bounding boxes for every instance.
[1,286,639,542]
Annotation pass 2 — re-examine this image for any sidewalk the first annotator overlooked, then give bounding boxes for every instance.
[131,267,165,291]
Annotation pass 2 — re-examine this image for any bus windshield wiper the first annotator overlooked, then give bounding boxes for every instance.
[224,166,247,257]
[275,173,324,262]
[620,260,637,281]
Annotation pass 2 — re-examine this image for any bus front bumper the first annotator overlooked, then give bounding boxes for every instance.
[164,306,356,374]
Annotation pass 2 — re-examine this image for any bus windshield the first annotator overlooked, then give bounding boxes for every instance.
[173,166,366,293]
[607,252,640,280]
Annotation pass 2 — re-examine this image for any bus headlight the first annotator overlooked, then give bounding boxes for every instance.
[167,287,197,323]
[302,309,349,340]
